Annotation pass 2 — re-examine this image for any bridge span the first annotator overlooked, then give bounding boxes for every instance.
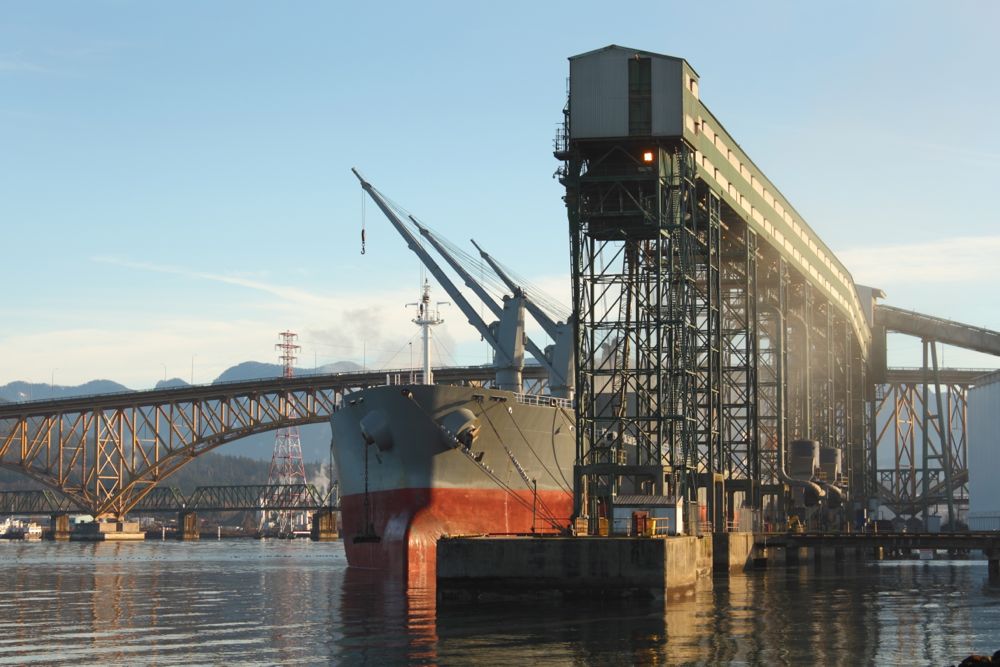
[0,483,335,516]
[0,365,541,519]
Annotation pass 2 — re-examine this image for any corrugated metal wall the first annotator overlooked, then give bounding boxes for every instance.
[569,46,686,140]
[650,57,684,137]
[968,373,1000,517]
[570,49,628,139]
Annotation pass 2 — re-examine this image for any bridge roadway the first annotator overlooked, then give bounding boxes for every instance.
[0,365,544,519]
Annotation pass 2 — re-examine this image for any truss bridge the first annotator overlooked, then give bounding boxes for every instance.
[0,483,336,516]
[0,365,540,519]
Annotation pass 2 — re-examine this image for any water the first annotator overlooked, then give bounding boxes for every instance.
[0,540,997,665]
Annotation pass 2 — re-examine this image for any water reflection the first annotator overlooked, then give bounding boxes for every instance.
[0,540,996,665]
[337,568,438,664]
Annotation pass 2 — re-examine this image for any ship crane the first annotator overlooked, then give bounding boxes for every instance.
[471,239,574,400]
[408,217,573,399]
[351,168,524,392]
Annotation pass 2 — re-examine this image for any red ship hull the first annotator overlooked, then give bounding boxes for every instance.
[341,487,572,587]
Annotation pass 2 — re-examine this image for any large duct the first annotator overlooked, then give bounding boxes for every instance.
[818,446,846,508]
[759,302,826,502]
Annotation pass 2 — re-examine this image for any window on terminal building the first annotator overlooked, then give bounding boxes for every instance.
[628,57,652,136]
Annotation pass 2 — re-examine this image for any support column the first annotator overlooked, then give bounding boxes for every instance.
[310,508,339,541]
[48,513,71,541]
[178,511,199,540]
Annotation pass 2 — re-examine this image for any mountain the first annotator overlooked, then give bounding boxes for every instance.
[154,377,190,389]
[213,360,361,384]
[0,360,364,462]
[0,379,131,403]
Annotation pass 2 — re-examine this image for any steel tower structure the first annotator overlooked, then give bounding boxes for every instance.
[261,330,308,534]
[558,53,724,529]
[558,46,871,534]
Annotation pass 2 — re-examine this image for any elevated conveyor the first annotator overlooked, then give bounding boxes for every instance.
[875,304,1000,357]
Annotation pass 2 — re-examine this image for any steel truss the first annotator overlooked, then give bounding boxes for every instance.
[0,489,78,515]
[565,141,703,520]
[0,484,336,516]
[756,256,784,518]
[874,373,969,523]
[719,220,759,520]
[0,365,516,518]
[562,134,869,530]
[565,137,784,530]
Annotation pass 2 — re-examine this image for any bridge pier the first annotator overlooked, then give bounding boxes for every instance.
[988,550,999,583]
[785,546,811,566]
[815,545,838,566]
[751,543,770,569]
[310,508,339,541]
[48,513,71,541]
[178,511,199,540]
[71,519,144,541]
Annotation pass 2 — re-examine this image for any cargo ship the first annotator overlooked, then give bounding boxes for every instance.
[330,382,574,585]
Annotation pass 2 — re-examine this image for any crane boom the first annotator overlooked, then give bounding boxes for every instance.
[351,169,507,361]
[471,238,575,400]
[471,238,561,336]
[351,169,524,391]
[409,216,559,379]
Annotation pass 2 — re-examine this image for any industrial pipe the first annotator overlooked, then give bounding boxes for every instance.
[759,303,826,500]
[817,481,844,507]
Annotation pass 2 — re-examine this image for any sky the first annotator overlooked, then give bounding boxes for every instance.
[2,1,999,389]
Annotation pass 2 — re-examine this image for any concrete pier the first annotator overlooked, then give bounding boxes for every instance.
[71,520,145,541]
[816,545,838,565]
[437,535,712,599]
[48,513,71,541]
[310,508,339,541]
[785,546,811,565]
[712,532,754,572]
[178,511,199,540]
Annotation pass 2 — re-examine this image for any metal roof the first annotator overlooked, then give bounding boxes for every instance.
[568,44,698,76]
[614,494,680,507]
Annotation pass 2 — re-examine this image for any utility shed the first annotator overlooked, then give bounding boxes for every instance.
[611,494,684,536]
[569,45,699,140]
[969,370,1000,530]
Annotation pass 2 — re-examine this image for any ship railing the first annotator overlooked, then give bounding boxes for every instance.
[512,392,572,409]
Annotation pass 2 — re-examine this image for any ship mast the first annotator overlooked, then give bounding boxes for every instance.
[408,280,444,384]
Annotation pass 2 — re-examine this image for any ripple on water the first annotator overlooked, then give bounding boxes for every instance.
[0,541,998,665]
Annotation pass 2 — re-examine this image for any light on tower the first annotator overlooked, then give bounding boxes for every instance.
[642,151,655,163]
